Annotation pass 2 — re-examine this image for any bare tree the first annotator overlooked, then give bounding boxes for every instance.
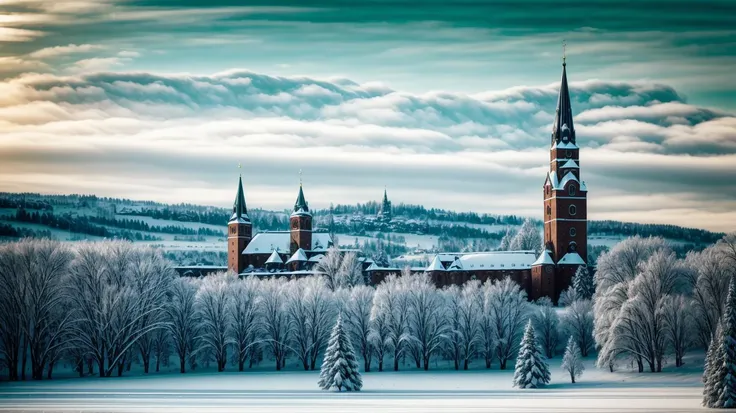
[372,271,411,371]
[444,285,464,370]
[339,252,365,288]
[532,297,561,358]
[561,299,594,357]
[166,277,200,373]
[509,219,542,255]
[196,271,234,372]
[344,285,375,372]
[660,294,692,367]
[406,273,447,370]
[314,246,344,290]
[484,277,529,369]
[286,276,334,370]
[685,246,731,348]
[230,276,261,372]
[260,276,291,370]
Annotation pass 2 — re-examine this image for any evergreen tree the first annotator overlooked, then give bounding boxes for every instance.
[561,336,585,384]
[513,321,551,389]
[318,314,363,392]
[718,278,736,408]
[704,321,724,408]
[572,265,594,300]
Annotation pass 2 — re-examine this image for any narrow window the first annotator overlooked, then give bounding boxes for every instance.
[570,227,576,237]
[569,185,576,196]
[569,205,577,216]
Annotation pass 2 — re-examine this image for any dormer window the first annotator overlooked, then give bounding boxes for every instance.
[569,185,577,196]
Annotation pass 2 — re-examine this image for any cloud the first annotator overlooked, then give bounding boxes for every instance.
[0,69,734,231]
[28,44,104,59]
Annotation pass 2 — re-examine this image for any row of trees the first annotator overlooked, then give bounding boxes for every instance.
[592,234,736,373]
[0,239,595,381]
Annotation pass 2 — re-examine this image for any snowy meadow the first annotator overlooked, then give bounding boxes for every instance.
[0,234,735,411]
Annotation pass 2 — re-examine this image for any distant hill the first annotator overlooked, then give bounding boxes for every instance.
[0,192,724,266]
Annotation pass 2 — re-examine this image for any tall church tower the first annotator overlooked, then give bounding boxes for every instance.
[290,179,312,254]
[227,175,252,274]
[532,53,588,302]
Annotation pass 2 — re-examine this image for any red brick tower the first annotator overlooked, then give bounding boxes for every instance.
[227,175,252,274]
[290,179,312,255]
[532,54,588,302]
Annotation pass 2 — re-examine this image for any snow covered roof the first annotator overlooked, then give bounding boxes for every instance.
[229,216,251,224]
[560,159,579,169]
[308,254,325,263]
[532,250,555,266]
[365,262,379,271]
[286,248,308,264]
[448,257,463,270]
[426,255,446,272]
[265,250,283,264]
[290,207,311,217]
[558,252,586,265]
[242,232,332,255]
[580,181,588,192]
[555,141,578,150]
[546,171,559,189]
[558,171,580,190]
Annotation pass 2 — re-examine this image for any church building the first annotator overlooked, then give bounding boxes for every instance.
[419,58,588,303]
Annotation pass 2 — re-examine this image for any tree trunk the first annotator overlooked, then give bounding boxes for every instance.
[156,355,161,373]
[454,358,459,370]
[393,357,399,371]
[656,357,662,373]
[117,360,125,377]
[423,357,429,371]
[570,371,575,384]
[239,358,245,372]
[499,359,507,370]
[485,357,491,369]
[21,341,27,380]
[180,355,186,373]
[275,355,282,371]
[98,359,106,378]
[143,358,150,374]
[87,358,94,376]
[76,358,84,377]
[364,358,371,373]
[636,358,643,373]
[463,359,469,370]
[47,360,54,380]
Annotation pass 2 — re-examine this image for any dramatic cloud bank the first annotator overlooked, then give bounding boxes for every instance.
[0,70,734,231]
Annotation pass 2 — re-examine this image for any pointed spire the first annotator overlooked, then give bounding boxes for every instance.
[293,172,309,214]
[383,187,388,204]
[551,43,575,147]
[230,175,250,223]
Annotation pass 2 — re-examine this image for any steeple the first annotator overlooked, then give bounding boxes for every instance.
[293,181,310,214]
[551,44,575,147]
[230,175,250,222]
[382,187,389,204]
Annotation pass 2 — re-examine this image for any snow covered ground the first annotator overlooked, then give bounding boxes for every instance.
[0,356,707,412]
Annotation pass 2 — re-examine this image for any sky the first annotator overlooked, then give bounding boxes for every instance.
[0,0,734,232]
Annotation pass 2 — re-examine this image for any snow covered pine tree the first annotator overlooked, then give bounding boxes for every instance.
[573,265,594,300]
[561,336,585,384]
[319,314,363,392]
[704,277,736,408]
[513,321,551,389]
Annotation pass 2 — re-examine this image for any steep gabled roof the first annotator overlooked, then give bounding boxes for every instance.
[425,255,446,272]
[265,249,283,264]
[293,184,310,215]
[286,248,308,264]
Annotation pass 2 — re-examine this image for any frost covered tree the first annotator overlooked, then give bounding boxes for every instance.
[196,272,233,372]
[339,252,365,288]
[314,247,344,291]
[368,288,392,372]
[260,277,290,371]
[372,272,411,371]
[513,321,550,389]
[67,241,173,377]
[286,276,334,370]
[561,299,594,357]
[166,277,200,373]
[703,278,736,408]
[318,315,362,392]
[686,246,731,348]
[660,294,693,367]
[229,276,261,372]
[406,273,447,370]
[532,297,560,358]
[561,336,585,384]
[573,265,594,300]
[704,321,725,408]
[593,236,670,373]
[498,227,514,251]
[344,285,375,372]
[0,239,74,381]
[485,277,530,369]
[557,287,579,307]
[596,247,689,372]
[445,285,464,370]
[509,219,542,255]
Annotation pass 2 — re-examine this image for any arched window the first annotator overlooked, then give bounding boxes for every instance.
[545,185,550,195]
[546,205,551,216]
[568,241,577,252]
[569,185,577,196]
[569,204,577,216]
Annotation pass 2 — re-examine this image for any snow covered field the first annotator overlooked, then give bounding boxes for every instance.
[0,357,706,412]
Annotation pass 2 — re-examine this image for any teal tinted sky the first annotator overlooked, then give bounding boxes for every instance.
[0,0,735,230]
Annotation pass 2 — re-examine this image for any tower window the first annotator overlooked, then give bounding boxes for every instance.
[569,205,577,216]
[569,185,576,196]
[546,205,551,216]
[565,150,572,158]
[568,242,578,252]
[570,227,576,237]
